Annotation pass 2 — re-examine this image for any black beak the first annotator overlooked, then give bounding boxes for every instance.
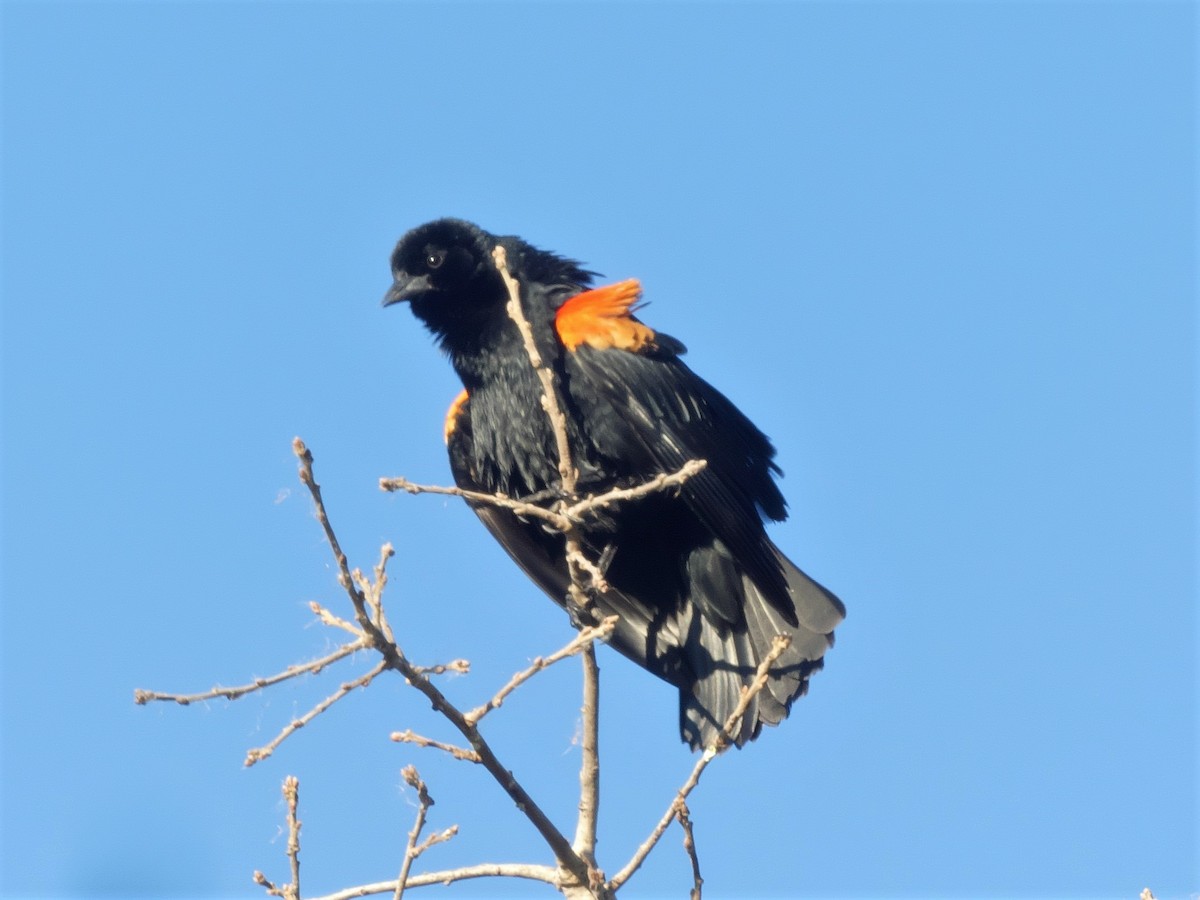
[382,273,432,307]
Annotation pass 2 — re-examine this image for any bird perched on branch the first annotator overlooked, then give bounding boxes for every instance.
[385,218,843,749]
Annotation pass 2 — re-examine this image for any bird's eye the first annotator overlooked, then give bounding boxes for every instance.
[425,249,447,270]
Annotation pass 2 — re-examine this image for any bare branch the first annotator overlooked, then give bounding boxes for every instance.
[134,641,366,706]
[493,245,577,493]
[465,617,617,725]
[564,550,610,596]
[294,438,372,622]
[414,827,457,856]
[572,645,601,870]
[310,602,367,639]
[301,864,561,900]
[254,870,282,897]
[365,543,398,637]
[676,802,702,900]
[379,477,568,530]
[254,777,304,899]
[390,729,480,763]
[410,659,470,677]
[382,460,707,540]
[246,661,387,766]
[285,776,302,900]
[565,460,708,520]
[393,766,457,900]
[607,635,793,891]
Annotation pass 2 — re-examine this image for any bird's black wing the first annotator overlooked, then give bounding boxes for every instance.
[563,340,797,622]
[559,322,844,748]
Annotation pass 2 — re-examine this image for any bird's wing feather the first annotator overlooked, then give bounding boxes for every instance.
[563,343,796,620]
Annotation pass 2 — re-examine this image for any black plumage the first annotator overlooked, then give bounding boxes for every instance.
[385,218,844,749]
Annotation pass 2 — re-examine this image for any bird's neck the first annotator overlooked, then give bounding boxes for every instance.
[445,291,561,391]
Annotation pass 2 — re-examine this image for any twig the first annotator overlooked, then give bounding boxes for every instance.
[572,645,601,874]
[299,864,562,900]
[254,870,282,896]
[310,602,366,639]
[382,461,707,533]
[382,462,708,615]
[565,550,610,596]
[355,542,398,633]
[411,659,470,677]
[379,478,567,529]
[384,457,707,616]
[676,802,702,900]
[390,730,480,763]
[393,766,457,900]
[607,635,793,891]
[294,438,388,646]
[285,776,302,900]
[134,641,366,706]
[564,461,707,519]
[488,249,602,613]
[246,661,387,766]
[465,617,617,725]
[493,245,577,492]
[255,778,305,899]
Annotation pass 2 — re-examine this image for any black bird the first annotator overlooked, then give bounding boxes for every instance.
[385,218,843,749]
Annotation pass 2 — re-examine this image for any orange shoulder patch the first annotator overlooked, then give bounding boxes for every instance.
[444,388,469,444]
[555,279,657,352]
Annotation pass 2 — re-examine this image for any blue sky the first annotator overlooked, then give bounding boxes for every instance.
[2,2,1195,898]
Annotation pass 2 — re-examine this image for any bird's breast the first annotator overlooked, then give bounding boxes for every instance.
[464,371,564,499]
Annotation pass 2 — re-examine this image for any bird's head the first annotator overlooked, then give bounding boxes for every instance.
[384,218,596,346]
[383,218,505,336]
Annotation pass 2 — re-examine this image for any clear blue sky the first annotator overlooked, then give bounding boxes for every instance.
[2,2,1195,898]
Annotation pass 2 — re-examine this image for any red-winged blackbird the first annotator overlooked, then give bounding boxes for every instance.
[385,219,844,749]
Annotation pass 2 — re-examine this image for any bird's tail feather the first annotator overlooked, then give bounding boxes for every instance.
[680,544,844,750]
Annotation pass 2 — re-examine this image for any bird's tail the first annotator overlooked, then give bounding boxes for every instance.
[679,544,844,750]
